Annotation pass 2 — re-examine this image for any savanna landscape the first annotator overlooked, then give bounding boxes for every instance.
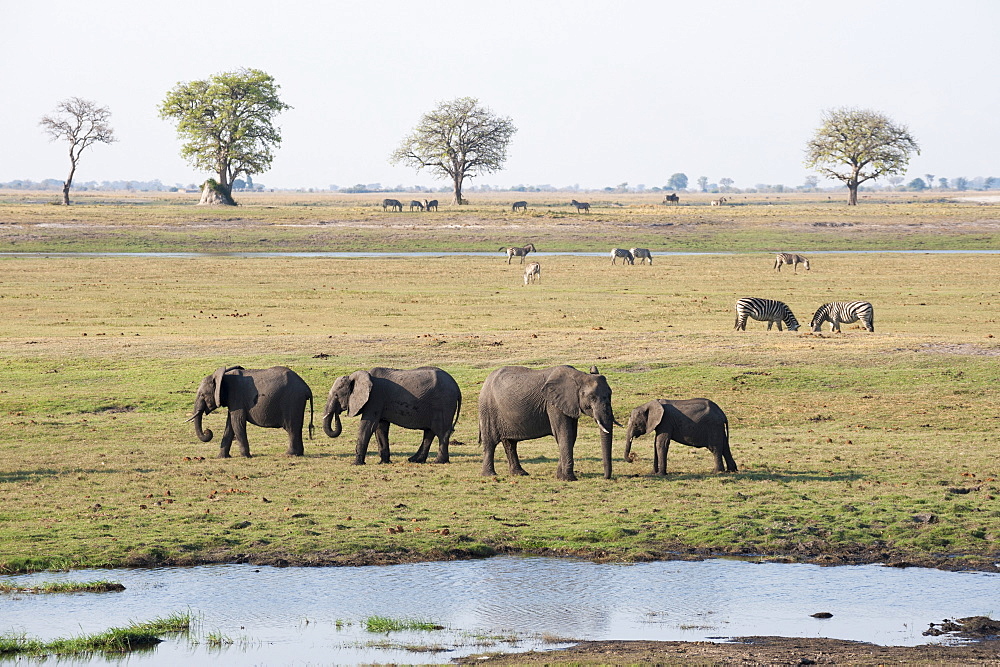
[2,190,999,663]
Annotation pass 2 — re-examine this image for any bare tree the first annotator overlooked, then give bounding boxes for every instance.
[391,97,516,205]
[804,107,919,205]
[925,174,935,190]
[39,97,117,205]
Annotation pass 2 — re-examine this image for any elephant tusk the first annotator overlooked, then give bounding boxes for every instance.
[184,414,197,424]
[613,419,624,427]
[598,423,611,434]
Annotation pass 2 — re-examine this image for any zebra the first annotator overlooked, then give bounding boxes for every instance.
[409,200,425,212]
[663,193,680,204]
[381,198,403,212]
[523,262,541,285]
[512,200,528,212]
[734,297,800,331]
[500,243,536,264]
[571,199,591,213]
[424,199,439,211]
[610,248,634,265]
[774,252,810,273]
[711,197,727,206]
[630,248,653,265]
[811,301,874,333]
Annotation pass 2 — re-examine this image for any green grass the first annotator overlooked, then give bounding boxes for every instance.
[0,193,998,573]
[0,579,124,593]
[0,612,190,656]
[364,616,445,633]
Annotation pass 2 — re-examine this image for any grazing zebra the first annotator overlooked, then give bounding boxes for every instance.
[424,199,439,211]
[774,252,810,273]
[382,198,403,212]
[571,199,591,213]
[711,197,727,206]
[523,262,541,285]
[663,193,680,204]
[409,200,425,212]
[630,248,653,265]
[811,301,874,333]
[734,297,800,331]
[610,248,634,265]
[512,200,528,212]
[500,243,536,264]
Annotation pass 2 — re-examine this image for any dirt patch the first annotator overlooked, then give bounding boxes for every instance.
[919,342,1000,356]
[457,636,1000,665]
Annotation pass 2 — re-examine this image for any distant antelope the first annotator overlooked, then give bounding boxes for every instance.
[711,197,727,206]
[512,201,528,212]
[610,248,634,265]
[774,252,810,273]
[571,199,591,213]
[630,248,653,265]
[501,243,536,264]
[523,262,541,285]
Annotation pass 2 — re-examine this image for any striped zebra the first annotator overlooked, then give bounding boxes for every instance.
[811,301,874,333]
[523,262,541,285]
[610,248,634,265]
[501,243,536,264]
[734,297,800,331]
[512,200,528,212]
[630,248,653,265]
[774,252,810,273]
[571,199,591,213]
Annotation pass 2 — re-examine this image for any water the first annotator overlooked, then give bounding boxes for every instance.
[1,557,996,665]
[2,250,1000,259]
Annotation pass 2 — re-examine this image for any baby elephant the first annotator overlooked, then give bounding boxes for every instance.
[624,398,736,474]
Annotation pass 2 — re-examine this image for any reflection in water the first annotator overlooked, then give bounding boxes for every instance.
[0,557,997,665]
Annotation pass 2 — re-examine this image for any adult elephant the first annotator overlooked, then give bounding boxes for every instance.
[624,398,736,474]
[189,366,313,458]
[478,365,617,481]
[322,366,461,464]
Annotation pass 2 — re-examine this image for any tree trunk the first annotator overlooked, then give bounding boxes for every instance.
[452,174,465,205]
[62,182,71,206]
[847,181,858,206]
[62,160,77,205]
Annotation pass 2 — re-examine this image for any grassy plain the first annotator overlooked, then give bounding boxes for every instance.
[0,192,998,574]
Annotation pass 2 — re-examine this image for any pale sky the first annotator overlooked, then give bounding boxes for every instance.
[3,0,998,191]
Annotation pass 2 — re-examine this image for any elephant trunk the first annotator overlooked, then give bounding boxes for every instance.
[193,411,213,442]
[624,431,634,462]
[323,411,342,438]
[600,426,613,480]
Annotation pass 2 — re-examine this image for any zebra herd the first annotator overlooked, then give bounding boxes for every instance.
[610,248,653,265]
[735,297,875,333]
[381,198,438,212]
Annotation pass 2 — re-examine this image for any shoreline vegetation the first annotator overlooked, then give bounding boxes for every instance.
[2,190,998,662]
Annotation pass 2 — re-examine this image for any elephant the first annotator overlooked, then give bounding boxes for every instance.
[624,398,737,474]
[189,366,313,458]
[478,365,617,481]
[322,366,461,465]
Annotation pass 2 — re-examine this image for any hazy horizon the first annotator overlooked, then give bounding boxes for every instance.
[4,0,998,191]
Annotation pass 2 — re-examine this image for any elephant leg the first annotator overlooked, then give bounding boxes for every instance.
[408,429,434,463]
[502,439,529,476]
[552,419,578,481]
[218,415,235,458]
[654,433,671,475]
[374,420,392,463]
[228,410,252,457]
[354,419,378,465]
[720,444,739,472]
[481,437,499,476]
[285,415,305,457]
[711,446,726,472]
[433,431,450,464]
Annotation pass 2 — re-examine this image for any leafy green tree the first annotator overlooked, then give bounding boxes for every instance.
[159,68,290,206]
[908,178,927,191]
[39,97,117,205]
[720,177,735,191]
[804,107,919,205]
[667,173,688,191]
[696,176,708,192]
[391,97,516,205]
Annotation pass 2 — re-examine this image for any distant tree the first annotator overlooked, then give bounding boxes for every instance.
[391,97,516,205]
[159,68,290,206]
[924,174,935,190]
[953,177,968,191]
[801,175,819,190]
[804,107,919,205]
[888,176,905,189]
[937,177,949,189]
[667,173,689,191]
[987,177,1000,190]
[719,177,735,191]
[908,178,927,191]
[696,176,708,192]
[39,97,117,205]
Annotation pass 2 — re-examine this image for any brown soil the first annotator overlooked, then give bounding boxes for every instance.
[457,636,1000,665]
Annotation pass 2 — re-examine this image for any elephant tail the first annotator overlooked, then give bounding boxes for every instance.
[453,393,462,431]
[308,394,314,440]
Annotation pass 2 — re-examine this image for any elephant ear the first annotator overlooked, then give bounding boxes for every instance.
[644,400,666,435]
[212,367,228,407]
[347,370,373,417]
[544,373,581,419]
